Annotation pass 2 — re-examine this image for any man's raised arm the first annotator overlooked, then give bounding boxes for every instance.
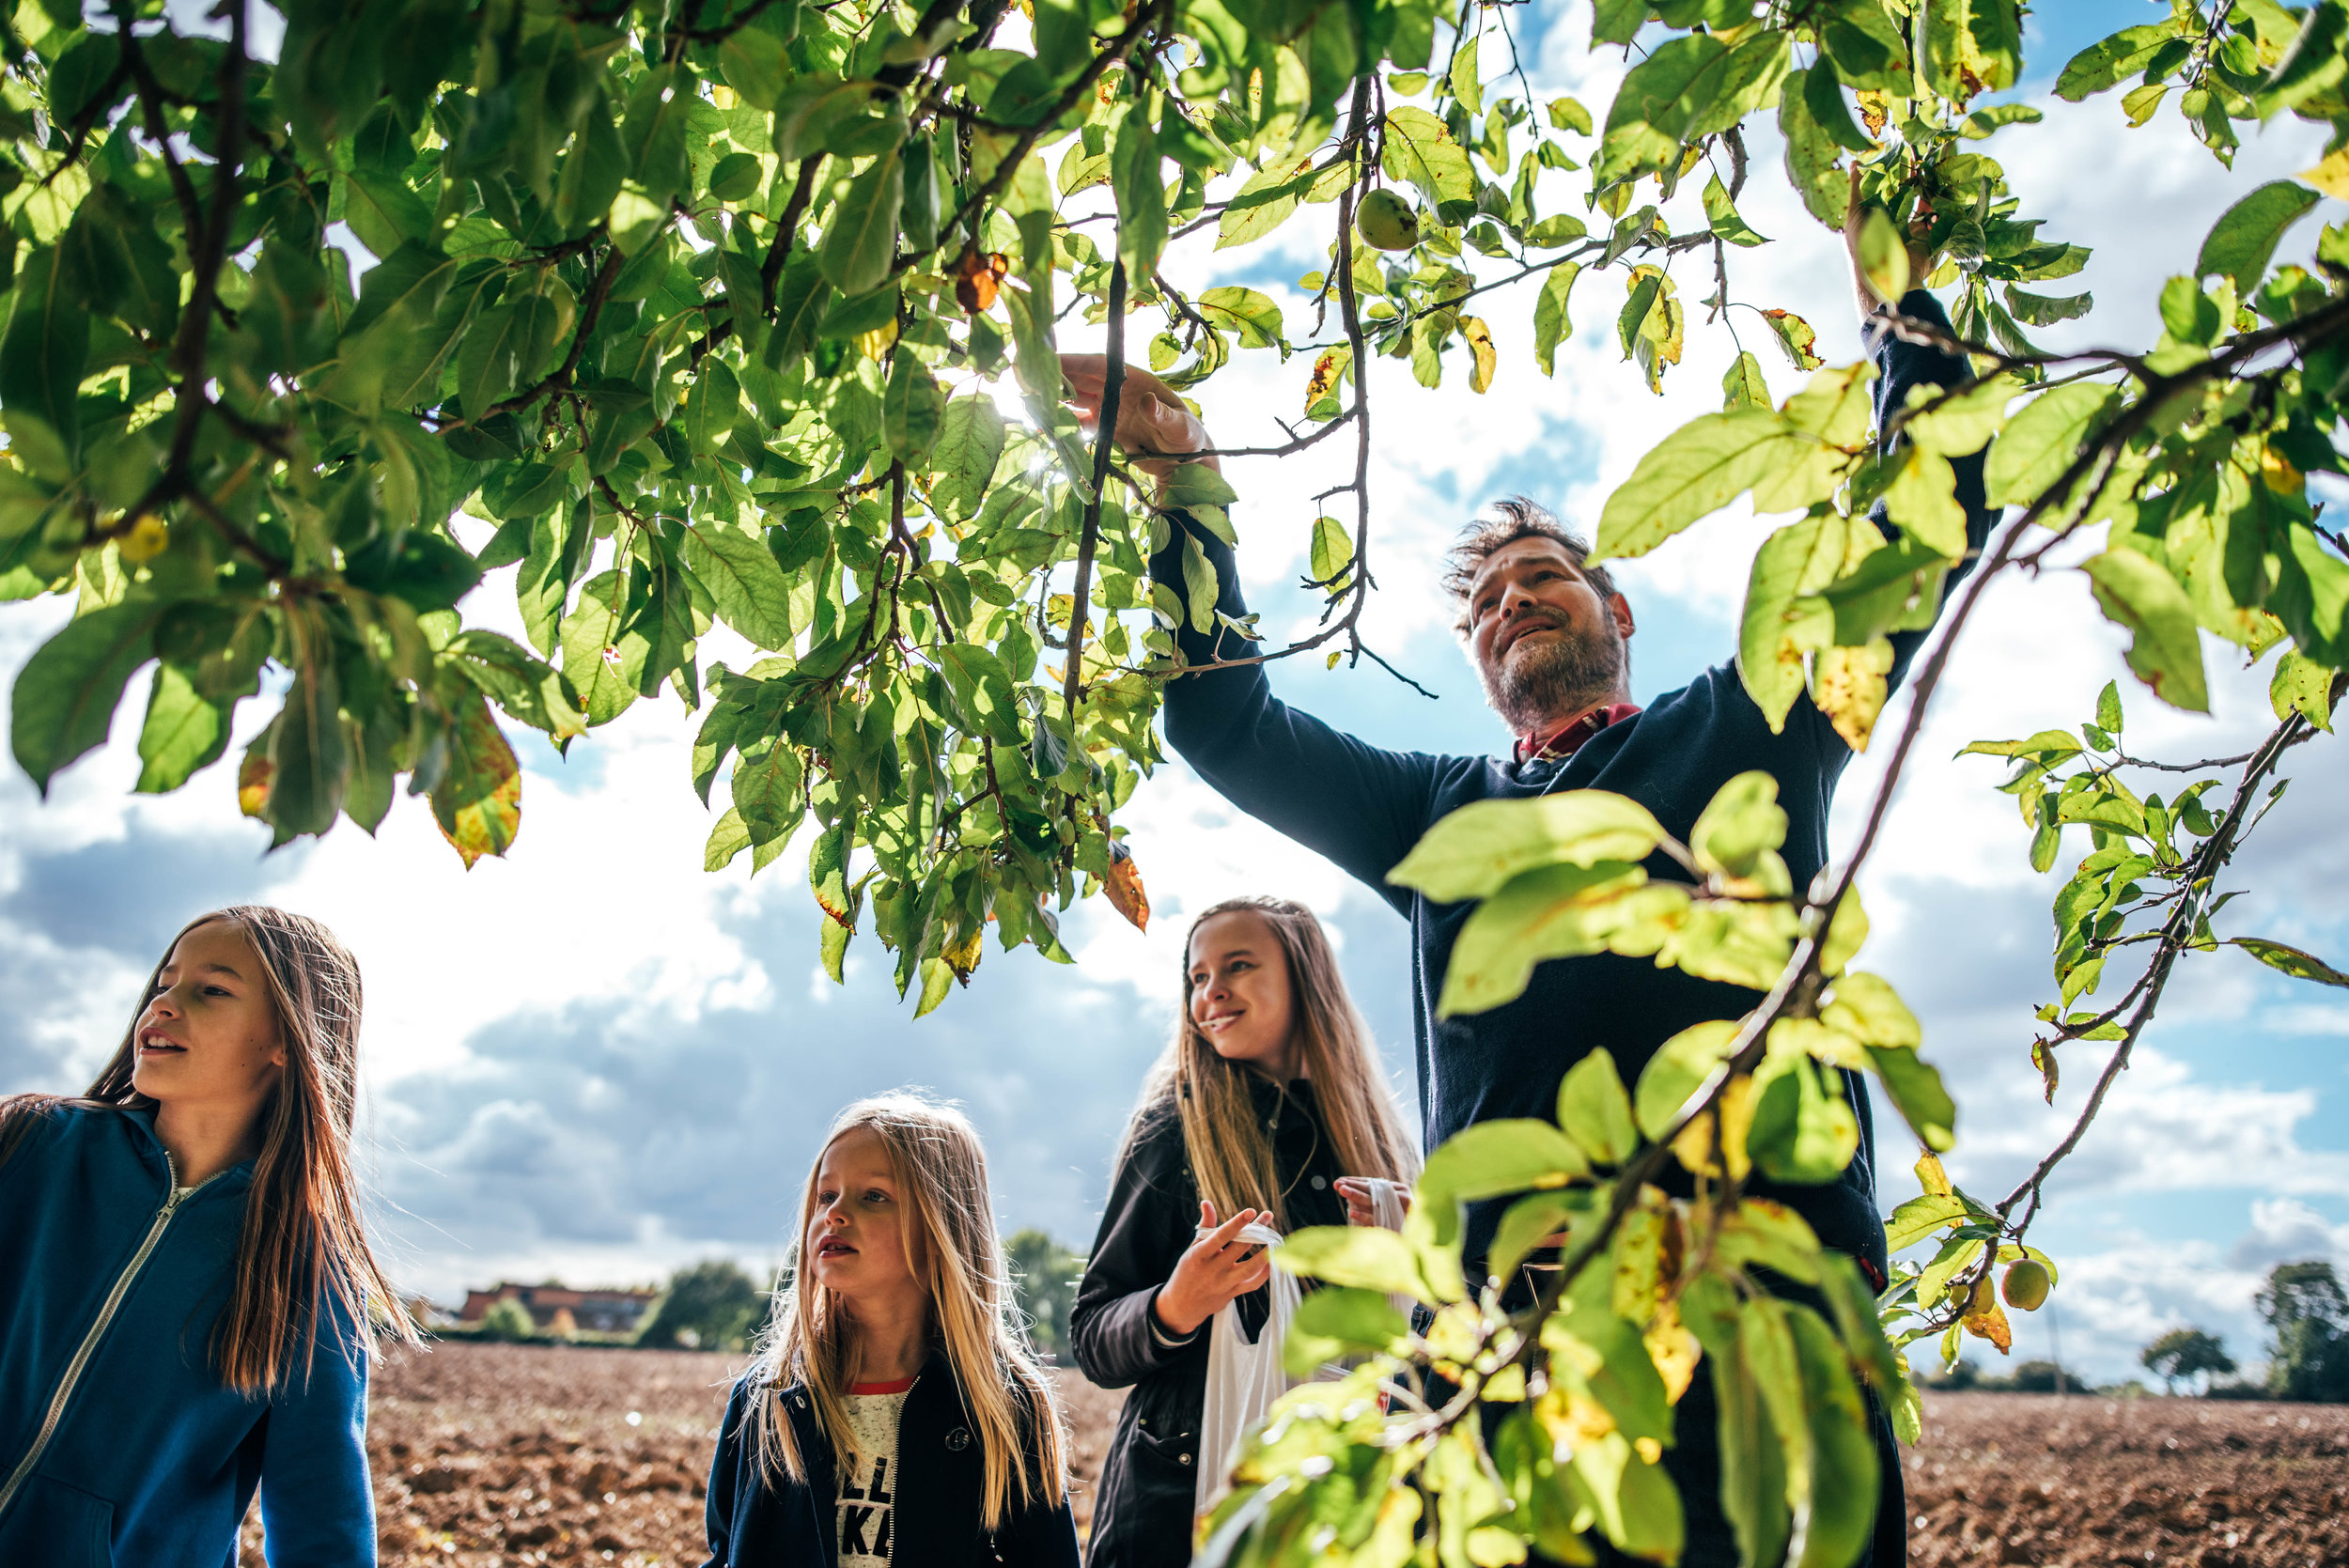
[1062,356,1450,908]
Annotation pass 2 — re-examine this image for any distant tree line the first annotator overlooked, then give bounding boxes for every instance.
[2136,1259,2349,1402]
[449,1232,1090,1359]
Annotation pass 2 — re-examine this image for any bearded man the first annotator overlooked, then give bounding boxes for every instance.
[1064,230,1992,1566]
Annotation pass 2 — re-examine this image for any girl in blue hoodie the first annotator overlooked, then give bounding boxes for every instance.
[0,906,414,1566]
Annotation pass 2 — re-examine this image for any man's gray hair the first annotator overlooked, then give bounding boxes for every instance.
[1441,498,1622,636]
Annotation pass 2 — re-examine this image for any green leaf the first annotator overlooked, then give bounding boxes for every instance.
[0,248,88,465]
[884,347,946,464]
[2269,648,2335,732]
[680,521,796,649]
[341,168,439,258]
[1868,1046,1957,1152]
[1982,383,2115,509]
[1420,1118,1590,1215]
[2228,937,2349,988]
[1558,1048,1638,1165]
[1308,514,1353,588]
[1533,259,1580,377]
[1703,173,1767,248]
[1489,1189,1587,1286]
[818,148,903,296]
[1633,1018,1738,1140]
[1275,1224,1440,1303]
[931,394,1007,519]
[1737,513,1843,731]
[1387,791,1669,902]
[12,598,168,793]
[1723,349,1772,411]
[1778,67,1849,228]
[132,660,235,794]
[1380,106,1477,218]
[1595,410,1814,561]
[732,737,806,847]
[1596,33,1727,186]
[1803,57,1873,154]
[1857,208,1911,303]
[1283,1286,1408,1376]
[1197,287,1283,349]
[2196,180,2320,291]
[1788,1305,1880,1568]
[1879,443,1969,559]
[1884,1191,1968,1252]
[429,687,521,869]
[2055,23,2177,101]
[2083,547,2211,713]
[270,652,350,841]
[1690,769,1786,880]
[1747,1054,1859,1185]
[1437,861,1657,1016]
[1215,158,1310,249]
[1714,1197,1824,1286]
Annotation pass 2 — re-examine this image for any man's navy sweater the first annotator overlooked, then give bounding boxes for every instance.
[1146,291,1993,1283]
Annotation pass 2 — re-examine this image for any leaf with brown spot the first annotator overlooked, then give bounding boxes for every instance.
[1812,636,1895,751]
[237,731,274,819]
[1462,316,1497,394]
[1105,840,1149,931]
[1962,1297,2013,1353]
[431,689,522,870]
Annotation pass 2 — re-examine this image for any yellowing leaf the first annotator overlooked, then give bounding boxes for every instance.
[1462,316,1496,393]
[1811,635,1895,751]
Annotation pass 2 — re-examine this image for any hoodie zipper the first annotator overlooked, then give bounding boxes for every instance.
[0,1152,214,1519]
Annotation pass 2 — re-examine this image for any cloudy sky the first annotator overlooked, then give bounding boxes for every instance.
[6,0,2345,1386]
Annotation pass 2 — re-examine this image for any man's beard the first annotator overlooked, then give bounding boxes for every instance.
[1479,612,1626,734]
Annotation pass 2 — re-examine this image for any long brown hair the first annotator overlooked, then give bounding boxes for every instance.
[0,907,414,1393]
[1128,895,1416,1231]
[749,1092,1067,1529]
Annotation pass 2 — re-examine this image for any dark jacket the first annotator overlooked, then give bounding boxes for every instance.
[701,1350,1080,1568]
[0,1101,375,1568]
[1072,1079,1350,1568]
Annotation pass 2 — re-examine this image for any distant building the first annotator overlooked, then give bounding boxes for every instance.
[458,1281,659,1335]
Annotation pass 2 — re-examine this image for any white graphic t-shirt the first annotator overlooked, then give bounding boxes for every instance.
[836,1378,913,1565]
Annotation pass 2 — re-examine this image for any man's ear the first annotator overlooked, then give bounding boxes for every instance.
[1609,593,1636,641]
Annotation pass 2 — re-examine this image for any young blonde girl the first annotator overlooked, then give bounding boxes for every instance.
[0,906,412,1565]
[1072,895,1416,1568]
[703,1091,1078,1567]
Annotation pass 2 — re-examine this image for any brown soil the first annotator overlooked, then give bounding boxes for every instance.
[238,1340,1127,1567]
[1904,1392,2349,1567]
[236,1344,2349,1566]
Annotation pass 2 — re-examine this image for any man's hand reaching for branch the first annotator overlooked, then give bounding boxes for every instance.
[1062,354,1220,482]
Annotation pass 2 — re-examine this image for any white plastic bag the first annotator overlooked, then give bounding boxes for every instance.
[1192,1181,1410,1518]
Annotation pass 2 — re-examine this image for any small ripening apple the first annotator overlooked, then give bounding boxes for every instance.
[1357,188,1422,252]
[2002,1259,2051,1312]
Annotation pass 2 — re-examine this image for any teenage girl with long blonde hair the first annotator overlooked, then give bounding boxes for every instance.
[1072,895,1416,1568]
[703,1091,1078,1566]
[0,906,413,1565]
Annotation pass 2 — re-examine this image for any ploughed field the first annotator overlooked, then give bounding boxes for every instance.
[239,1343,2349,1566]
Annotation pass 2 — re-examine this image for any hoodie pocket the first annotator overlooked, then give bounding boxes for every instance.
[0,1474,115,1566]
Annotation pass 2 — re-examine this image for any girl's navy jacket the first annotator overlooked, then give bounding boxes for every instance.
[0,1101,375,1566]
[700,1350,1081,1568]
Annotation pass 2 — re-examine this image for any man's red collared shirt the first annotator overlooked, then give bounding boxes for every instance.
[1515,702,1644,766]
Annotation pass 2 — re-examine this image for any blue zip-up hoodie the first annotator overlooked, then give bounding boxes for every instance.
[0,1101,375,1567]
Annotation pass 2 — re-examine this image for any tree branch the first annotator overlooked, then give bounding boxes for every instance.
[1063,256,1127,717]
